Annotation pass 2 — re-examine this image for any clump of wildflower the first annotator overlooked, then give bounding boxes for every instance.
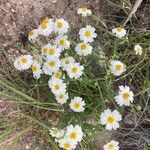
[13,12,137,150]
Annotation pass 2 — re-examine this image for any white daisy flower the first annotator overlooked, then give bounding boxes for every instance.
[48,78,67,95]
[114,85,134,106]
[79,25,97,43]
[31,60,43,79]
[66,63,84,79]
[100,109,122,130]
[38,18,53,36]
[77,8,92,17]
[110,60,126,76]
[65,124,83,144]
[61,56,75,71]
[14,55,33,71]
[28,29,38,41]
[55,93,69,104]
[41,43,52,57]
[75,42,93,56]
[49,127,65,139]
[43,56,60,75]
[55,35,70,51]
[58,138,77,150]
[112,27,126,39]
[52,70,62,79]
[69,97,85,112]
[46,45,61,58]
[134,44,143,55]
[53,18,69,35]
[104,140,120,150]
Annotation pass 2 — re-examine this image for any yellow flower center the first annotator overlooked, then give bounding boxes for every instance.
[71,67,78,73]
[57,21,63,28]
[108,143,115,150]
[54,84,60,90]
[41,18,49,29]
[48,48,55,55]
[84,30,91,37]
[70,131,77,140]
[138,48,142,52]
[64,143,70,149]
[60,39,65,45]
[49,61,55,67]
[74,102,80,108]
[107,116,115,124]
[43,18,49,24]
[28,30,34,36]
[117,27,123,32]
[115,64,122,71]
[43,48,48,54]
[32,66,37,72]
[82,7,88,11]
[81,43,87,50]
[21,58,27,63]
[55,71,61,78]
[123,92,130,100]
[59,94,64,99]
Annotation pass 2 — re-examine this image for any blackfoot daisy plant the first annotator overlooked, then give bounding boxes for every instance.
[1,6,149,150]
